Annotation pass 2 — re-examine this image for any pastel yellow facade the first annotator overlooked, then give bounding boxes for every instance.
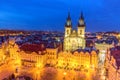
[57,51,98,69]
[46,48,58,65]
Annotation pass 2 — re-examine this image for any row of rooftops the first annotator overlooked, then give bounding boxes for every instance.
[19,42,98,55]
[19,41,61,53]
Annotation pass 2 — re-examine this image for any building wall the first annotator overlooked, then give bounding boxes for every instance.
[64,37,85,51]
[46,48,58,65]
[19,51,46,68]
[18,48,98,70]
[57,51,98,69]
[105,50,120,80]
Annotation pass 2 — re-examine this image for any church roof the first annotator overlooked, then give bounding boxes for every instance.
[80,12,84,20]
[67,12,71,21]
[78,12,85,27]
[65,12,72,27]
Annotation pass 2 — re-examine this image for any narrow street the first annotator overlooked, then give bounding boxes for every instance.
[98,52,106,80]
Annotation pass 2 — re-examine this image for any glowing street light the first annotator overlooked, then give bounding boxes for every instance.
[63,72,67,80]
[36,62,43,69]
[63,72,67,76]
[33,62,43,80]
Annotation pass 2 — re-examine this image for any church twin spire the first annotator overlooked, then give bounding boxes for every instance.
[65,12,72,27]
[64,12,86,51]
[78,12,85,27]
[65,12,85,28]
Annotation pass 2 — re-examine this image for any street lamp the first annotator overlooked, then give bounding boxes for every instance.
[63,72,67,80]
[34,62,43,80]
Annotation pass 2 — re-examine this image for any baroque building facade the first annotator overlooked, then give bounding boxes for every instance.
[57,50,98,69]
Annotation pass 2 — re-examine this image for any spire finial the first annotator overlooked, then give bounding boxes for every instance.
[65,12,72,27]
[67,12,71,20]
[78,12,85,27]
[80,12,84,20]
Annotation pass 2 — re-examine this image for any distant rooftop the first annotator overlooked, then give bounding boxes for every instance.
[20,43,46,53]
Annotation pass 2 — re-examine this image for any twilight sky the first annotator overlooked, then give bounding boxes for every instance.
[0,0,120,32]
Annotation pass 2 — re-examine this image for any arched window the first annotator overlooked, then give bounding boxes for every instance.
[67,30,69,34]
[80,30,82,34]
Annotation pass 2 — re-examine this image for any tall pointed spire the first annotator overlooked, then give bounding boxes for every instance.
[67,12,71,21]
[78,12,85,27]
[65,12,72,27]
[80,12,84,20]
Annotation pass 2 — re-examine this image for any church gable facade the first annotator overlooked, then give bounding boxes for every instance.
[64,13,86,51]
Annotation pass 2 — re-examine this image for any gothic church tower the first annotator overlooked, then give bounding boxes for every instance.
[77,12,85,38]
[64,12,72,37]
[64,12,86,51]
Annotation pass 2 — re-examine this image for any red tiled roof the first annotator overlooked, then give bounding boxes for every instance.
[20,43,46,53]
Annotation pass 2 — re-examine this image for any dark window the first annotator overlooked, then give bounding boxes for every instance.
[80,30,82,34]
[67,30,69,34]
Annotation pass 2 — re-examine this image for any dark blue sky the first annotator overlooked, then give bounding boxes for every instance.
[0,0,120,32]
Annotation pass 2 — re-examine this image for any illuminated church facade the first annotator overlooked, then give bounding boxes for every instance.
[64,13,86,51]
